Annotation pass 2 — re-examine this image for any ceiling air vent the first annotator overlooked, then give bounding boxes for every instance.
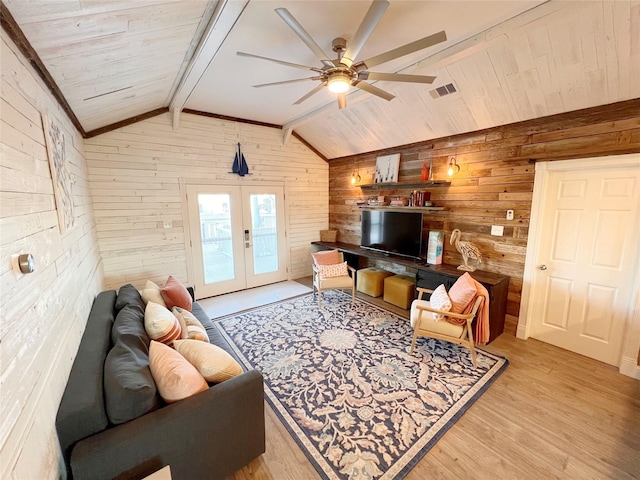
[429,82,457,99]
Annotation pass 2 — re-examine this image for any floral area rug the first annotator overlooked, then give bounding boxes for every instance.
[215,290,508,480]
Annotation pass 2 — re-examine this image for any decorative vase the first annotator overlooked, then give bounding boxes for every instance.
[421,162,429,181]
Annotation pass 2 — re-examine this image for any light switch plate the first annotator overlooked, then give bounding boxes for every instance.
[491,225,504,236]
[506,209,514,220]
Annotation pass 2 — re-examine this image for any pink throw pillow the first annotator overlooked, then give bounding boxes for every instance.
[161,275,192,311]
[448,273,478,314]
[312,249,341,266]
[149,341,208,403]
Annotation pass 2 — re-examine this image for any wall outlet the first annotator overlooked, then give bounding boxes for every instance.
[491,225,504,236]
[506,209,514,221]
[163,221,172,229]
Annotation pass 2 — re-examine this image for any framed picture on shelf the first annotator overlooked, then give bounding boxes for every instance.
[374,153,400,183]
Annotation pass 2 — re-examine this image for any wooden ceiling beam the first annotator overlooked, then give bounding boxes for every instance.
[168,0,249,123]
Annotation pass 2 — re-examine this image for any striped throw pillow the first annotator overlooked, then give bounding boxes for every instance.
[172,307,209,342]
[144,302,182,346]
[174,339,243,384]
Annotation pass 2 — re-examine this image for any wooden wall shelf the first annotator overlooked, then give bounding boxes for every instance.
[359,180,451,190]
[358,205,445,212]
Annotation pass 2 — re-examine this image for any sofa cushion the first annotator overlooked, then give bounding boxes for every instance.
[111,304,148,346]
[149,340,208,403]
[174,339,243,383]
[173,307,209,342]
[144,302,182,346]
[104,334,161,425]
[161,276,193,311]
[115,283,146,312]
[140,280,167,308]
[56,290,116,473]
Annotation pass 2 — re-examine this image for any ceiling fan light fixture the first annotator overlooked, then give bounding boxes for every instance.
[328,73,351,93]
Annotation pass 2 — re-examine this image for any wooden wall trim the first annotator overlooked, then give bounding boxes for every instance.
[292,131,328,162]
[84,107,169,138]
[1,2,86,136]
[182,108,282,129]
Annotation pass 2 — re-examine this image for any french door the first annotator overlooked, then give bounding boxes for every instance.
[187,184,287,298]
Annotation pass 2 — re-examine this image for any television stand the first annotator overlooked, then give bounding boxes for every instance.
[311,241,509,343]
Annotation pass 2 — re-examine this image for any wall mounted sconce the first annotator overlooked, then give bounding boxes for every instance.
[447,156,460,177]
[11,253,35,274]
[350,170,361,185]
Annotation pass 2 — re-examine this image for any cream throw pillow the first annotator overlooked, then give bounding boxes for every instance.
[140,280,167,308]
[174,339,243,384]
[319,261,348,278]
[145,302,182,345]
[148,341,208,403]
[429,284,452,320]
[172,307,209,342]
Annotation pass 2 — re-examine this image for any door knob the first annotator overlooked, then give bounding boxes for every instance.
[538,264,547,270]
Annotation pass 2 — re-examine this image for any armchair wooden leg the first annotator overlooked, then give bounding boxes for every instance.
[409,331,419,354]
[466,323,477,368]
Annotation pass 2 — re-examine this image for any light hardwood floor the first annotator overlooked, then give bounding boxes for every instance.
[230,278,640,480]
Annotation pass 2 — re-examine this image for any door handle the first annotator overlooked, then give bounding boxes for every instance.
[538,264,547,270]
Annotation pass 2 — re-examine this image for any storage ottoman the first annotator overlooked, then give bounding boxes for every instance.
[357,267,393,297]
[383,274,416,309]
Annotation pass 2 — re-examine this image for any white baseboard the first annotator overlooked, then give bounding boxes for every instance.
[619,356,640,380]
[516,323,528,339]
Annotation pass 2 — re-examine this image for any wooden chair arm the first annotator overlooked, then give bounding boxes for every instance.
[416,286,434,300]
[414,295,484,320]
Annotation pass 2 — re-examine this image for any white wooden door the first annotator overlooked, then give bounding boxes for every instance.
[528,158,640,365]
[187,185,287,298]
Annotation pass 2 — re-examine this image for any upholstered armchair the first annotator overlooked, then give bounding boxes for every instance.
[409,273,489,368]
[311,250,355,307]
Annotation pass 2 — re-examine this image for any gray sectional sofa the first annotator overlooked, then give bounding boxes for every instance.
[56,285,265,480]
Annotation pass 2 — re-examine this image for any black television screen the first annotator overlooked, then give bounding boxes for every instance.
[360,210,423,259]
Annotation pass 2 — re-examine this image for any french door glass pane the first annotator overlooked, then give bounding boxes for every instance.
[198,194,234,284]
[250,194,278,275]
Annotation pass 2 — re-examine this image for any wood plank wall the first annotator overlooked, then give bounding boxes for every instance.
[328,100,640,331]
[84,112,328,290]
[0,31,104,479]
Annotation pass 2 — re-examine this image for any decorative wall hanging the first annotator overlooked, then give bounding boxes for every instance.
[43,113,74,233]
[374,153,400,183]
[230,142,250,177]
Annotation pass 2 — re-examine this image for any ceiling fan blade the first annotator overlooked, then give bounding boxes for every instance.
[359,30,447,69]
[253,76,323,88]
[337,93,347,109]
[237,52,324,73]
[361,72,436,84]
[341,0,389,68]
[275,8,334,68]
[353,80,395,101]
[294,83,326,105]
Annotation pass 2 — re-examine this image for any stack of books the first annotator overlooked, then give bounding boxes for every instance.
[390,196,409,206]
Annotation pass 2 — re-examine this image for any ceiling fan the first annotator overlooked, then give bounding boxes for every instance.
[237,0,447,109]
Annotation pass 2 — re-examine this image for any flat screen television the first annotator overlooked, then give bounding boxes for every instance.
[360,210,423,260]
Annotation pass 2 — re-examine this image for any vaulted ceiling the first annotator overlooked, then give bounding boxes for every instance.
[4,0,639,159]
